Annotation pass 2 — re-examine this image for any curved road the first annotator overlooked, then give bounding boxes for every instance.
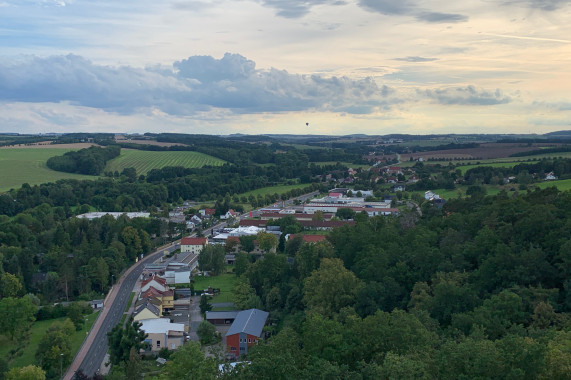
[66,190,320,379]
[65,242,180,379]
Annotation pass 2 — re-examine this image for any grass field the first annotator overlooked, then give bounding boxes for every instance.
[193,273,237,303]
[104,149,226,175]
[236,183,313,199]
[0,148,96,192]
[0,311,98,369]
[536,178,571,191]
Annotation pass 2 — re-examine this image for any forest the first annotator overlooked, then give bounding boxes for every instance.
[152,187,570,379]
[46,145,121,175]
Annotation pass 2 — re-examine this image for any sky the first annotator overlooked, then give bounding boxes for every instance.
[0,0,570,136]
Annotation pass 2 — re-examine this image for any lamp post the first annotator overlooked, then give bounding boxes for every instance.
[60,352,63,379]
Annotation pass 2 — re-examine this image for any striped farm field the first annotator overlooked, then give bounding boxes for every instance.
[104,149,225,175]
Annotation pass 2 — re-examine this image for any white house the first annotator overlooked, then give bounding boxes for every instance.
[220,209,238,220]
[140,318,186,351]
[180,237,208,254]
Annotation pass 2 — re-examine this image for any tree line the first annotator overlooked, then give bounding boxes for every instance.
[46,145,121,175]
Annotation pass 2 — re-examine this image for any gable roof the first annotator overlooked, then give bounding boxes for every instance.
[142,286,165,298]
[181,237,207,246]
[135,301,161,317]
[141,276,167,288]
[226,309,269,338]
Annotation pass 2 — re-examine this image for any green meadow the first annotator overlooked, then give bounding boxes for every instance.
[0,312,98,369]
[104,149,226,175]
[192,273,237,304]
[0,148,95,192]
[236,183,313,199]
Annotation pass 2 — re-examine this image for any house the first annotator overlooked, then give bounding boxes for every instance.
[199,209,216,217]
[141,276,168,293]
[206,310,239,325]
[140,318,186,351]
[226,309,269,356]
[393,185,405,192]
[424,191,440,201]
[89,299,104,309]
[180,237,208,254]
[186,221,195,230]
[190,215,203,224]
[133,301,161,321]
[220,209,238,220]
[225,254,236,264]
[545,172,558,181]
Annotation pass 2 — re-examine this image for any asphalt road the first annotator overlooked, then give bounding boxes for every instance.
[70,243,180,378]
[69,190,319,378]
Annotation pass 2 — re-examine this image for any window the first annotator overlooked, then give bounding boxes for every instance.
[248,338,251,343]
[239,338,242,343]
[156,340,161,348]
[231,347,236,351]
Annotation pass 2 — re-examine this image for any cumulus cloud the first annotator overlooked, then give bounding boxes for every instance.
[422,86,512,105]
[394,56,438,62]
[0,53,399,116]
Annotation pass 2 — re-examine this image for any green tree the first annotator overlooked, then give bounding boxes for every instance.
[107,317,148,365]
[239,235,256,253]
[234,276,262,310]
[303,258,364,318]
[125,347,142,380]
[0,296,36,340]
[0,273,22,299]
[5,365,46,380]
[121,226,142,261]
[35,319,74,379]
[198,245,225,275]
[256,231,278,253]
[199,295,212,315]
[160,341,217,380]
[234,253,251,277]
[335,208,356,220]
[197,321,218,345]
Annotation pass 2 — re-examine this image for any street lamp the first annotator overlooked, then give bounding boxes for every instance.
[60,352,63,379]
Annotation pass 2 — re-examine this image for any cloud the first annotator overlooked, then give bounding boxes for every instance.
[259,0,346,18]
[359,0,415,15]
[358,0,467,23]
[0,53,400,116]
[415,12,468,23]
[501,0,569,11]
[394,56,438,62]
[422,86,512,106]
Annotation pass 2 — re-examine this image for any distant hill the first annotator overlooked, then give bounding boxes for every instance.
[544,130,571,137]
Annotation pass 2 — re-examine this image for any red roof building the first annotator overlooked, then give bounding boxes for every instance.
[181,237,208,254]
[297,234,327,243]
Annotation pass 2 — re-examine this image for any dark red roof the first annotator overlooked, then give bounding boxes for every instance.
[239,219,266,227]
[300,235,327,243]
[299,220,355,228]
[226,236,240,243]
[205,208,215,215]
[141,276,167,287]
[181,237,207,245]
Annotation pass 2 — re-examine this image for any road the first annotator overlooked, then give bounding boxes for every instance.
[65,242,180,380]
[66,190,319,378]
